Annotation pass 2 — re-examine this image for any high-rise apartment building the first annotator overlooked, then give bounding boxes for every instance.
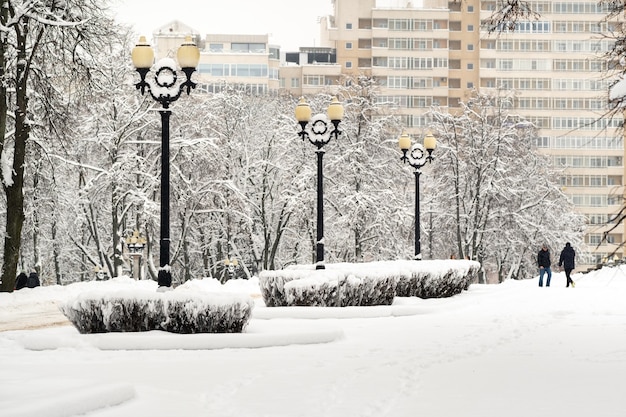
[317,0,624,266]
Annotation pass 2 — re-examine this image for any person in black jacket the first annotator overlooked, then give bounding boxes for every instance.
[26,270,40,288]
[537,244,552,287]
[558,242,576,288]
[15,272,27,290]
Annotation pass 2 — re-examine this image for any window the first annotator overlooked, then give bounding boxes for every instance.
[389,19,410,31]
[346,23,352,29]
[590,196,604,207]
[414,20,428,31]
[589,234,602,244]
[209,43,223,52]
[346,61,352,68]
[413,57,433,69]
[467,63,474,70]
[389,57,410,69]
[414,39,428,50]
[304,75,324,86]
[389,76,409,88]
[231,64,267,77]
[589,214,605,224]
[467,44,474,51]
[467,5,474,12]
[500,60,513,70]
[373,57,387,67]
[467,24,474,31]
[482,59,496,69]
[467,82,474,88]
[390,38,410,49]
[590,177,603,187]
[500,41,514,50]
[232,43,266,53]
[346,42,352,49]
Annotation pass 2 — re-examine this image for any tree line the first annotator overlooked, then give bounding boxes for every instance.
[0,0,596,290]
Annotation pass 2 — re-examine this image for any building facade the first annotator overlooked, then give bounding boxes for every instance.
[318,0,624,266]
[153,21,282,94]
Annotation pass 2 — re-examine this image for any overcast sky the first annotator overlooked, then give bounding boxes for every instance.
[110,0,335,51]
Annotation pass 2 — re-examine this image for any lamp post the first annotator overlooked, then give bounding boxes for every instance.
[224,258,238,281]
[399,131,436,260]
[125,230,147,279]
[131,35,200,287]
[295,97,344,270]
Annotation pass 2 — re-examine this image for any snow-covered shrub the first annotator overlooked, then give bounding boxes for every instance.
[394,260,480,298]
[284,275,339,307]
[259,268,396,307]
[161,292,253,333]
[60,291,165,333]
[259,269,343,307]
[259,260,480,306]
[60,290,254,334]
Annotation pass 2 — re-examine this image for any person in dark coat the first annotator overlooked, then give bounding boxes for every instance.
[26,270,40,288]
[558,242,576,288]
[537,244,552,287]
[15,272,27,290]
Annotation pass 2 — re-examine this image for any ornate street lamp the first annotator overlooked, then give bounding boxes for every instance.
[295,96,344,269]
[399,131,436,260]
[131,35,200,288]
[125,230,147,279]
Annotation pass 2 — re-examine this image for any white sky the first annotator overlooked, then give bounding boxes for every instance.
[110,0,335,51]
[2,263,626,416]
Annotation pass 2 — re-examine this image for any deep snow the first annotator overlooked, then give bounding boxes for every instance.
[2,264,626,417]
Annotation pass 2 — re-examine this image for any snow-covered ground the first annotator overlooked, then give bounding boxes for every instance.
[2,265,626,417]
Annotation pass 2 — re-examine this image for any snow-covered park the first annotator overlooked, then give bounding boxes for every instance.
[2,264,626,417]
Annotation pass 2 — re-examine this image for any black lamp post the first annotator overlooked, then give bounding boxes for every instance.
[399,131,436,260]
[295,97,344,270]
[131,35,200,287]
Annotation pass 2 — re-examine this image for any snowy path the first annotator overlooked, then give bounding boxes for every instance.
[0,300,70,332]
[2,271,626,417]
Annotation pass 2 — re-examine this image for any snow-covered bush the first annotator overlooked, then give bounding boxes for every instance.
[259,268,396,307]
[394,260,480,298]
[161,292,253,333]
[259,260,480,306]
[60,290,254,334]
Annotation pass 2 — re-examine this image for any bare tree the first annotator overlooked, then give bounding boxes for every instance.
[0,0,118,292]
[428,91,584,281]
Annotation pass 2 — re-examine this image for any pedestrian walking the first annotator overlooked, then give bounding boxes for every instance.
[558,242,576,288]
[538,244,552,287]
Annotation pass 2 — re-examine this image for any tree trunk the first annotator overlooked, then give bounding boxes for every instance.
[0,25,30,292]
